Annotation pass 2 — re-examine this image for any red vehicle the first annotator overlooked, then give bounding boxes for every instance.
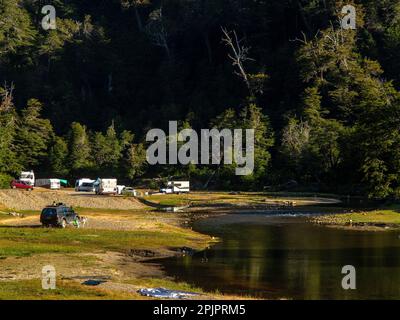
[10,180,33,191]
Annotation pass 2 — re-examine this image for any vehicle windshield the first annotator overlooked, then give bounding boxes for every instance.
[82,183,93,187]
[41,208,57,216]
[21,174,33,179]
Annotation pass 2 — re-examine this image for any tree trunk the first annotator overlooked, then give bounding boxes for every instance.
[134,6,143,31]
[297,0,311,34]
[203,32,213,64]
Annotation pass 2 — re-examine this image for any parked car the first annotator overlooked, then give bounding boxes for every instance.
[160,181,190,194]
[122,187,137,197]
[10,180,33,191]
[75,178,95,192]
[40,203,80,228]
[79,182,95,192]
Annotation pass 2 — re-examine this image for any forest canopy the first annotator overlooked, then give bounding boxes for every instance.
[1,0,400,198]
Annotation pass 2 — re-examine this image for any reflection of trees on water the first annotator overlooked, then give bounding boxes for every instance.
[161,217,400,299]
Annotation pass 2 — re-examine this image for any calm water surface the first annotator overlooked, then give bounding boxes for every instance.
[157,214,400,299]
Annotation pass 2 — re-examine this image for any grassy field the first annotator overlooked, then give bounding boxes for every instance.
[0,227,212,258]
[0,207,213,259]
[0,206,219,299]
[0,279,136,300]
[312,206,400,228]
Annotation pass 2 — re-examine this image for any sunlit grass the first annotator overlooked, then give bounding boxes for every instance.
[0,279,135,300]
[0,226,211,258]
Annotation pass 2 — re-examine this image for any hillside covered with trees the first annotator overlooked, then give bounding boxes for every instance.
[1,0,400,197]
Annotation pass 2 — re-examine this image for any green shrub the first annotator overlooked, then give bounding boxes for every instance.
[0,173,13,189]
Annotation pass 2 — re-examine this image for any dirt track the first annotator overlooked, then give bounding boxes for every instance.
[0,188,145,211]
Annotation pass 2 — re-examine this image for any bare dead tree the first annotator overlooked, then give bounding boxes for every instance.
[221,27,254,91]
[292,30,329,84]
[282,120,311,157]
[0,83,14,112]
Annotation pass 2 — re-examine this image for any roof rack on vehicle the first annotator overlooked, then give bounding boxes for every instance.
[50,202,66,207]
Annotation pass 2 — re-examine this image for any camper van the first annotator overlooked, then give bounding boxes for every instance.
[20,171,35,187]
[75,179,96,192]
[36,179,61,190]
[94,179,118,195]
[160,181,190,194]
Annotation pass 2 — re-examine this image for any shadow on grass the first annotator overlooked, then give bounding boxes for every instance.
[0,225,45,229]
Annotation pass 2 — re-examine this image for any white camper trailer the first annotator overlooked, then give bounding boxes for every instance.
[20,171,35,187]
[36,179,61,190]
[94,178,118,195]
[160,181,190,194]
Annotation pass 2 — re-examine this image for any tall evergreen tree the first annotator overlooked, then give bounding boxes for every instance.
[0,0,35,58]
[0,86,19,175]
[15,99,54,168]
[67,122,92,173]
[91,122,123,175]
[125,143,147,180]
[48,136,69,177]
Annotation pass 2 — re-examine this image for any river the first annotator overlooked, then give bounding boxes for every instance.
[156,213,400,299]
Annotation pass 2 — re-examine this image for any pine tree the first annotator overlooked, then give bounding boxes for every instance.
[67,122,92,173]
[240,103,274,183]
[91,122,123,175]
[0,86,19,175]
[125,143,147,180]
[0,0,35,58]
[48,136,69,177]
[15,99,54,168]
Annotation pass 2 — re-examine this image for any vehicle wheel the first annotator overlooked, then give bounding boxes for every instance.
[60,219,67,229]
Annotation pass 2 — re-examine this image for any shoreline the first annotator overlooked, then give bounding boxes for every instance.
[309,209,400,231]
[1,190,400,299]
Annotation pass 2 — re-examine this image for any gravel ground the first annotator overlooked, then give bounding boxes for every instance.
[0,188,145,211]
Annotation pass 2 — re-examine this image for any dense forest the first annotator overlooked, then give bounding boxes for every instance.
[1,0,400,197]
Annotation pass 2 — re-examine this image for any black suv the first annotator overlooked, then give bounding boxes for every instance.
[40,203,79,228]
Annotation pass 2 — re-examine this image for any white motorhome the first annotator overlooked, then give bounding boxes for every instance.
[94,178,118,195]
[20,171,35,187]
[36,179,61,190]
[75,179,96,192]
[161,181,190,194]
